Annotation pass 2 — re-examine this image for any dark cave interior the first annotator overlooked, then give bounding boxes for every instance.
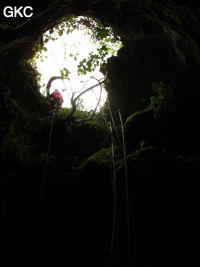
[0,1,200,267]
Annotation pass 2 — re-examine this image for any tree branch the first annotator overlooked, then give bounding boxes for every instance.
[66,79,106,122]
[73,80,105,102]
[46,76,63,97]
[46,76,106,122]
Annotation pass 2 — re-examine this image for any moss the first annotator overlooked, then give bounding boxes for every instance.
[0,103,35,166]
[124,107,169,152]
[127,145,164,161]
[115,145,156,171]
[4,60,49,116]
[125,107,150,126]
[0,65,47,167]
[80,147,111,170]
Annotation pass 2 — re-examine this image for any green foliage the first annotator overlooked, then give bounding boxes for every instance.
[149,81,175,118]
[31,15,122,75]
[74,17,121,75]
[77,44,111,75]
[58,106,94,120]
[31,41,48,63]
[60,67,70,79]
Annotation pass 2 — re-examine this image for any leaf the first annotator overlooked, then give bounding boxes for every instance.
[58,29,64,36]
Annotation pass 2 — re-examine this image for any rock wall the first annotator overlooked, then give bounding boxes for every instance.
[0,1,200,267]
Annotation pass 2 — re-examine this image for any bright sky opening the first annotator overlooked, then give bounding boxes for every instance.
[35,18,121,111]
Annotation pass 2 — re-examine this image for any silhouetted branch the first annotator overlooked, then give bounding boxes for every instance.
[66,79,106,122]
[73,80,105,102]
[46,76,63,98]
[46,76,106,122]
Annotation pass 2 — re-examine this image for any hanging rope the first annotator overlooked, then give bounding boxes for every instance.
[29,114,54,267]
[108,98,121,146]
[118,109,132,267]
[109,121,117,267]
[50,51,71,101]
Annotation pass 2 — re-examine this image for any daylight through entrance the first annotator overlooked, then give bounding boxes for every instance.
[32,16,122,111]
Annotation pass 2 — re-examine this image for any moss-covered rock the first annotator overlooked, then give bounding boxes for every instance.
[124,108,162,151]
[80,147,111,169]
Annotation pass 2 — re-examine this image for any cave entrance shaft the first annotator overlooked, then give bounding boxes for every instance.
[31,15,122,111]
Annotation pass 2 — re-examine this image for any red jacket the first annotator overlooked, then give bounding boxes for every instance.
[50,90,63,101]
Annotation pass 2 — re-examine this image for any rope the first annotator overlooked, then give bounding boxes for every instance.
[39,113,54,207]
[107,97,121,146]
[109,121,117,267]
[29,114,54,267]
[118,110,131,267]
[51,52,71,101]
